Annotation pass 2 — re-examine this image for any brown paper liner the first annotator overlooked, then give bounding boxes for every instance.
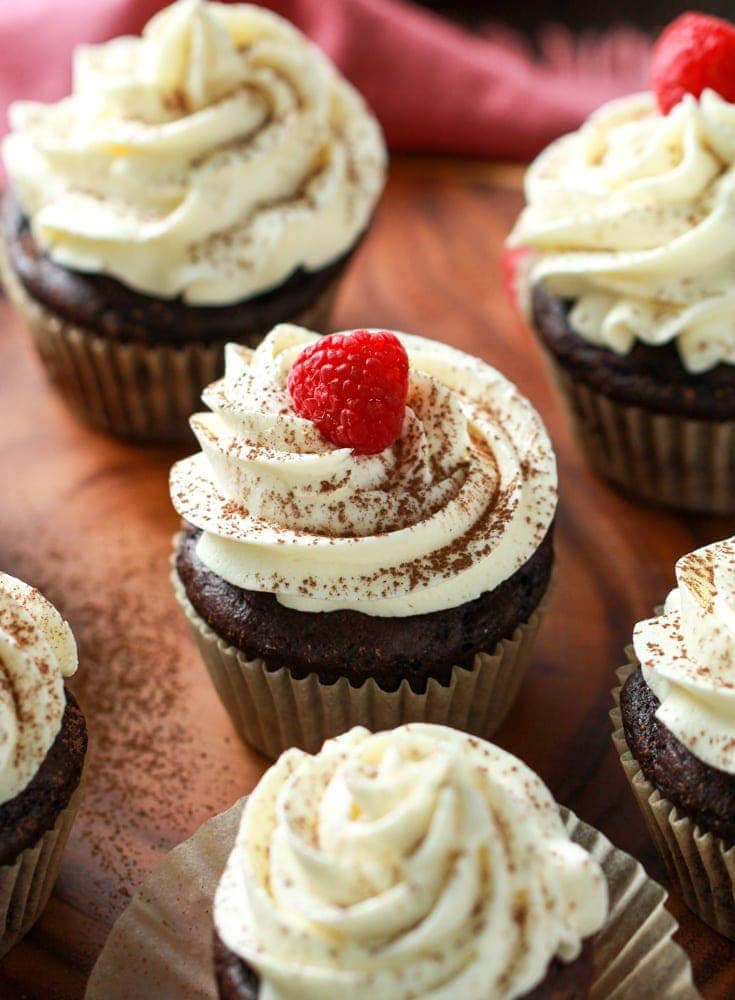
[612,653,735,941]
[0,238,339,445]
[171,548,553,759]
[551,363,735,514]
[85,798,698,1000]
[0,773,84,958]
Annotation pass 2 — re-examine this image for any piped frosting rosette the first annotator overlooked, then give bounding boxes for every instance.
[509,90,735,373]
[2,0,386,304]
[215,724,608,999]
[0,573,78,804]
[634,536,735,773]
[170,324,557,617]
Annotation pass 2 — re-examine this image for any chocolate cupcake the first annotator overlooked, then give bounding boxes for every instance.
[0,572,87,956]
[0,0,386,443]
[611,537,735,939]
[212,724,608,999]
[170,324,557,757]
[507,21,735,513]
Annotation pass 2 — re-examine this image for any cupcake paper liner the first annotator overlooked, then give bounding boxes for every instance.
[85,797,699,1000]
[0,773,84,958]
[552,364,735,514]
[0,240,339,444]
[612,654,735,941]
[171,547,553,759]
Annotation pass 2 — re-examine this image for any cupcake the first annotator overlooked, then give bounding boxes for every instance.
[213,723,609,999]
[0,0,386,444]
[0,572,87,955]
[612,536,735,939]
[170,324,557,758]
[507,13,735,513]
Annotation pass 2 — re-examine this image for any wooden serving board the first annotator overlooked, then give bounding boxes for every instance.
[0,158,733,997]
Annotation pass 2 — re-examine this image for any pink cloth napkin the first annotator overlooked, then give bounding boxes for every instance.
[0,0,650,160]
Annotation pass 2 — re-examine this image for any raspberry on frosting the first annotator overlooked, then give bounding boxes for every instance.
[501,246,532,317]
[651,12,735,114]
[287,329,409,455]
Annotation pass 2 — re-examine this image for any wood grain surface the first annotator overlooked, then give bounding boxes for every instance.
[0,157,734,998]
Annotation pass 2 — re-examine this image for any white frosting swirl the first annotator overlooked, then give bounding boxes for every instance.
[509,90,735,373]
[170,325,557,617]
[2,0,386,305]
[215,724,608,1000]
[0,573,78,805]
[634,537,735,774]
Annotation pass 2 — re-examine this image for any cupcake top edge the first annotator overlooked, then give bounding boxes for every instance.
[633,535,735,774]
[2,0,387,306]
[0,572,77,804]
[508,85,735,374]
[214,722,609,1000]
[169,324,558,617]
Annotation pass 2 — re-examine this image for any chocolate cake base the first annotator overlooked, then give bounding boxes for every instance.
[175,522,554,694]
[621,669,735,846]
[213,930,594,999]
[1,191,361,347]
[0,689,87,866]
[532,284,735,421]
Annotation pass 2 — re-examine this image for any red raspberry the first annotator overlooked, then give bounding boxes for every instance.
[651,12,735,114]
[501,246,532,316]
[287,329,409,455]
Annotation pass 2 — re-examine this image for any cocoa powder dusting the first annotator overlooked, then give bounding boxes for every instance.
[0,507,261,934]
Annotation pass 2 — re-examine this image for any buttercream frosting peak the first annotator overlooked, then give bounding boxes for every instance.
[509,89,735,373]
[141,0,245,112]
[0,573,77,805]
[634,536,735,773]
[214,724,608,1000]
[170,325,557,617]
